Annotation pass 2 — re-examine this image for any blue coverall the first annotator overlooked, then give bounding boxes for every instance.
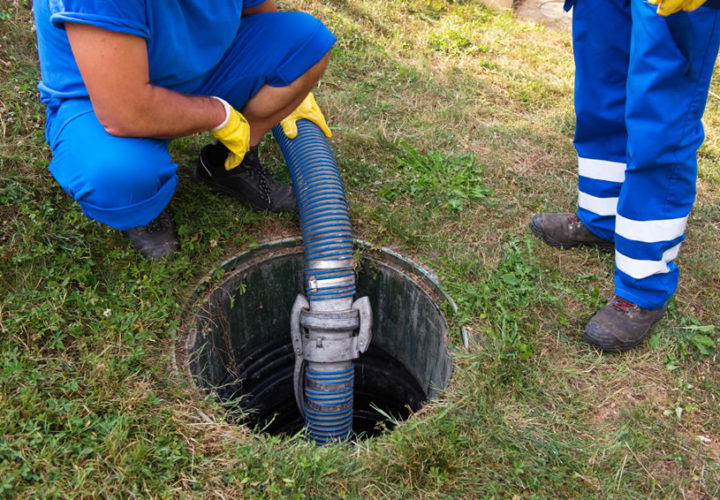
[569,0,720,308]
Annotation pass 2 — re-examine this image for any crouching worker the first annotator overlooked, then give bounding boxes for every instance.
[33,0,335,258]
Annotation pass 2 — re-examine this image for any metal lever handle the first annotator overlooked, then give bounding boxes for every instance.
[290,295,309,417]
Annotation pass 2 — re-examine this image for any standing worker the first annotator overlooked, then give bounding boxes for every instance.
[530,0,720,351]
[33,0,335,258]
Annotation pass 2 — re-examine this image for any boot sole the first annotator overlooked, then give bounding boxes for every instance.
[529,218,614,253]
[582,330,649,352]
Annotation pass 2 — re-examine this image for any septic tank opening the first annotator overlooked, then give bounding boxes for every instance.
[178,239,454,440]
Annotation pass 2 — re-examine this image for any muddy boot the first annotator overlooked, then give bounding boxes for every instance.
[583,296,667,352]
[530,213,613,252]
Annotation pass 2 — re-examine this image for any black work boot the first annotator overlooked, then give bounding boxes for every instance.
[195,142,296,213]
[583,296,668,352]
[122,208,179,259]
[530,213,613,252]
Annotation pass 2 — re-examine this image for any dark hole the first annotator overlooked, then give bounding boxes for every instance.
[216,340,426,438]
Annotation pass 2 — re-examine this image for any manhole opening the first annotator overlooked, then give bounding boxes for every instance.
[180,240,453,440]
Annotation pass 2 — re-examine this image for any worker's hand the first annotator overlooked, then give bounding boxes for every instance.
[210,97,251,170]
[280,92,332,139]
[649,0,706,16]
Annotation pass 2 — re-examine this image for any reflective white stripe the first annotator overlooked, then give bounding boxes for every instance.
[578,192,617,216]
[615,215,688,243]
[615,243,682,279]
[578,157,626,183]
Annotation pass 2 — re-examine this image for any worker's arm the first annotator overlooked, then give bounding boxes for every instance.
[242,0,278,16]
[65,22,226,138]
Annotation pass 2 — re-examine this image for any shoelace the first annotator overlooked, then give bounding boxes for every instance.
[610,296,637,314]
[201,144,274,205]
[243,150,272,205]
[567,214,582,229]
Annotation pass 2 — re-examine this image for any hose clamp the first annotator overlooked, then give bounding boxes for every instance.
[306,275,355,293]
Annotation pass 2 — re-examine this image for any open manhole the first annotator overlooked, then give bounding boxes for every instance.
[177,239,455,440]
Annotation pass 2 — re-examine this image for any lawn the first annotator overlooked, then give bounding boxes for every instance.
[2,0,720,497]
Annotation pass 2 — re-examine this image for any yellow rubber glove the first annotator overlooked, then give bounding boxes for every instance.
[649,0,706,16]
[210,97,251,171]
[280,92,332,139]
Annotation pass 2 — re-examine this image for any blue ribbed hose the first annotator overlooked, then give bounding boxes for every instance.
[274,119,357,444]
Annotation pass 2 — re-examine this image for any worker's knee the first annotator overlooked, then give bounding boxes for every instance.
[48,114,179,230]
[197,11,336,109]
[49,110,177,212]
[270,12,333,85]
[51,137,176,210]
[273,11,331,48]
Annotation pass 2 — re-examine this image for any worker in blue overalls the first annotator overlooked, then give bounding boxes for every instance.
[531,0,720,351]
[33,0,335,259]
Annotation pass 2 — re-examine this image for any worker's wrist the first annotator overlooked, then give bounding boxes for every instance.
[210,96,231,131]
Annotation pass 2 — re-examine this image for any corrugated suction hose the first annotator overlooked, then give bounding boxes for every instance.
[273,119,371,445]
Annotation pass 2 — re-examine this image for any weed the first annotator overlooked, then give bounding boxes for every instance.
[381,141,491,212]
[649,312,719,370]
[428,16,490,56]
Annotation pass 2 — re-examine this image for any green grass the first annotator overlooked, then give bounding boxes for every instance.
[2,0,720,497]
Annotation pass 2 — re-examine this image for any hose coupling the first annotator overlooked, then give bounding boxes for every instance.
[290,295,372,363]
[290,294,372,418]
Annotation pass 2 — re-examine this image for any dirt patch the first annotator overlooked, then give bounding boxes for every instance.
[702,436,720,461]
[590,402,620,425]
[515,0,572,31]
[590,387,670,425]
[474,0,572,31]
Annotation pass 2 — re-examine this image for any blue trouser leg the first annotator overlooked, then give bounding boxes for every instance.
[615,1,720,308]
[573,0,631,242]
[573,0,720,309]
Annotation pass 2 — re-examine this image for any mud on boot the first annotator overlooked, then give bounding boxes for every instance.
[530,213,613,252]
[583,296,668,352]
